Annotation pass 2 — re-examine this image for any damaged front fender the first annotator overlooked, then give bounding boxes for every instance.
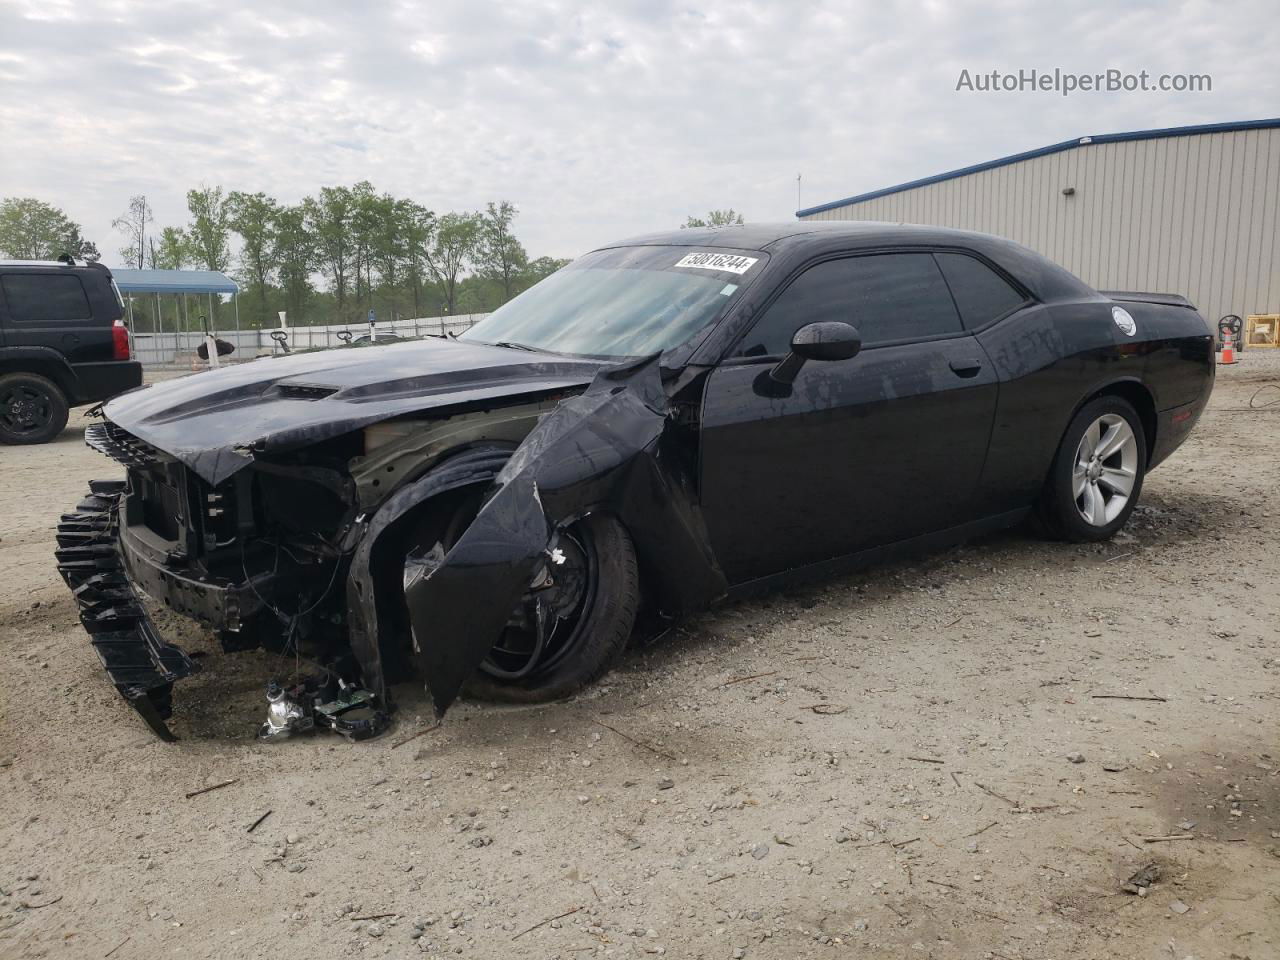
[344,445,515,703]
[394,355,728,716]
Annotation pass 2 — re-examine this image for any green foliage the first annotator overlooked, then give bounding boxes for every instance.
[0,197,99,260]
[96,183,570,327]
[185,186,232,273]
[424,211,484,315]
[272,205,313,327]
[523,255,570,283]
[226,191,280,327]
[477,201,528,300]
[303,186,357,316]
[148,227,188,270]
[682,209,745,228]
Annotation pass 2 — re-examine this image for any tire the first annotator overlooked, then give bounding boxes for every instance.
[1036,395,1147,542]
[0,372,69,445]
[461,512,640,704]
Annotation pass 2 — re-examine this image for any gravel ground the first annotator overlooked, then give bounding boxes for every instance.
[1,357,1278,960]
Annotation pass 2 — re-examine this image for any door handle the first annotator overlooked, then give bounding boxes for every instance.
[949,358,983,378]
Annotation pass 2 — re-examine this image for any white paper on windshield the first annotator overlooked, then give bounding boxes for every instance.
[673,252,759,275]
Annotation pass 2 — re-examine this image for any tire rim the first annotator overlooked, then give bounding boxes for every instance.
[0,384,53,436]
[478,524,597,681]
[1073,413,1138,527]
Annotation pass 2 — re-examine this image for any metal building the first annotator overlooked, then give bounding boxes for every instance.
[797,119,1280,329]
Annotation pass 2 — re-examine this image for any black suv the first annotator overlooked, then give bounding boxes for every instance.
[0,259,142,444]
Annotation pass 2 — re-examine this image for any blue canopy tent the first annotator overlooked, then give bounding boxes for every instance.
[112,269,240,366]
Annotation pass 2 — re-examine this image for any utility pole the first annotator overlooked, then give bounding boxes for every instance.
[796,174,802,212]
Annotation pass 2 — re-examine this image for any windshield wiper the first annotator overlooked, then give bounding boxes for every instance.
[492,340,541,353]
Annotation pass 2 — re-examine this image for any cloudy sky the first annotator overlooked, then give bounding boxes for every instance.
[1,0,1276,266]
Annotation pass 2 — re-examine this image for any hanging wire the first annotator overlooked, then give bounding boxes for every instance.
[240,539,344,680]
[1248,384,1280,409]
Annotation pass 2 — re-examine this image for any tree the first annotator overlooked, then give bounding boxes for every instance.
[273,205,314,326]
[112,195,153,268]
[185,186,232,272]
[401,202,435,316]
[347,181,379,307]
[303,187,355,316]
[422,211,482,315]
[369,194,419,320]
[522,255,570,286]
[682,209,745,228]
[477,201,528,302]
[0,198,99,260]
[148,227,188,270]
[63,226,100,262]
[227,191,279,325]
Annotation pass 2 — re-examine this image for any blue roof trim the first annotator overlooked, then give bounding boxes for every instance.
[112,268,239,295]
[796,118,1280,217]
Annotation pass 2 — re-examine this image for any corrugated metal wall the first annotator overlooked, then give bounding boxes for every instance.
[800,127,1280,328]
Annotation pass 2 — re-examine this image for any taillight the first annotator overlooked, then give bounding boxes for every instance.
[112,319,131,360]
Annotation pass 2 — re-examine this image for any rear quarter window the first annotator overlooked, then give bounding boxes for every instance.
[1,273,93,322]
[935,252,1026,327]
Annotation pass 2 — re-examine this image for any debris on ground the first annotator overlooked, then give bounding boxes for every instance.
[1121,863,1162,895]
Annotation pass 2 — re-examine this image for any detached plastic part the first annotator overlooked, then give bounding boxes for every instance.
[55,480,199,742]
[257,676,390,742]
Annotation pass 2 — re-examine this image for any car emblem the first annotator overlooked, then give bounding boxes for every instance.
[1112,306,1137,337]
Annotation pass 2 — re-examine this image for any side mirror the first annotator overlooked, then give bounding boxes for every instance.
[770,321,862,384]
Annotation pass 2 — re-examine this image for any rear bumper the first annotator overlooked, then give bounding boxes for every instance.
[1150,397,1207,470]
[70,360,142,406]
[54,481,199,741]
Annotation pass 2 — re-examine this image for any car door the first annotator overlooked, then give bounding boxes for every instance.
[0,271,102,363]
[698,251,999,585]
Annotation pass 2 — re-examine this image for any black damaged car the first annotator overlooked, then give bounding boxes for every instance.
[57,222,1214,740]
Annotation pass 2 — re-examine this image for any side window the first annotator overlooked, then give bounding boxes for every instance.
[934,252,1026,327]
[0,274,92,322]
[737,253,962,357]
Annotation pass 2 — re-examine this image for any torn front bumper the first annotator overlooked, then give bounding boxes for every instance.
[55,480,199,741]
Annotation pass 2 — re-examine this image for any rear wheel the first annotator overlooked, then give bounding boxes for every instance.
[436,507,640,704]
[1036,395,1147,542]
[0,373,69,445]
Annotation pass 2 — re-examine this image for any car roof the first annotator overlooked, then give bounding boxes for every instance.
[598,221,1098,304]
[0,259,112,275]
[599,220,1017,253]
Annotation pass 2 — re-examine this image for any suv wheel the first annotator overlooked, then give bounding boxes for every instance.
[0,373,70,445]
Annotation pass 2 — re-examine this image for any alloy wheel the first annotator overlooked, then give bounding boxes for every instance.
[0,384,53,437]
[1072,413,1138,527]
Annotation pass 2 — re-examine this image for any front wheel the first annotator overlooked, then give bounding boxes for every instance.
[1036,395,1147,542]
[461,512,640,704]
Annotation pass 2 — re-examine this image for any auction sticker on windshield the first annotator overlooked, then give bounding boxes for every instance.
[673,252,759,274]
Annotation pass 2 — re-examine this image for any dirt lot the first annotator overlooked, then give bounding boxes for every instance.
[2,358,1278,960]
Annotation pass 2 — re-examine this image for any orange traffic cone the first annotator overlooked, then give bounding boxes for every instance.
[1220,336,1238,365]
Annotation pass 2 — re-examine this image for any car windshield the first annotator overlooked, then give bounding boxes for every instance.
[459,245,767,358]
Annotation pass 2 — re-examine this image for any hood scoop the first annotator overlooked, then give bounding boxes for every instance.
[276,383,339,401]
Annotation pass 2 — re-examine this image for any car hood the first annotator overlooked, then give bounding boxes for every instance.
[102,337,607,485]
